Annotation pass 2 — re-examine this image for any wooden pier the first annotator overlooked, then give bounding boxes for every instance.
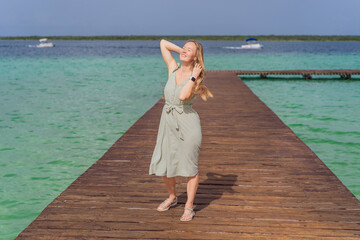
[211,69,360,79]
[15,71,360,239]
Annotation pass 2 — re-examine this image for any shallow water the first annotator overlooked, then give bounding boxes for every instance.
[242,78,360,198]
[0,40,359,239]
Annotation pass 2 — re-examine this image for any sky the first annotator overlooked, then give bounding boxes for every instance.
[1,0,359,36]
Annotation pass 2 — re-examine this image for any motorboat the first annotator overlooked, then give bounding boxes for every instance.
[240,38,263,49]
[36,38,55,48]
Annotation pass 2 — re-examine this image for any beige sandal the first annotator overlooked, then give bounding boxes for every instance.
[180,206,196,221]
[157,196,178,211]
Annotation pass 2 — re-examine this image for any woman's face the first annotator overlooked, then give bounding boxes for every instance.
[180,42,197,63]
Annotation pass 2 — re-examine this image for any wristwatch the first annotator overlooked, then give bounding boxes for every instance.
[190,76,196,82]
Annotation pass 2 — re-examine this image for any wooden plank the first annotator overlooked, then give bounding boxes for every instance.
[15,71,360,239]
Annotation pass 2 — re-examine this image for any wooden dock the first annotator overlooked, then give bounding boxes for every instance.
[15,71,360,239]
[211,69,360,79]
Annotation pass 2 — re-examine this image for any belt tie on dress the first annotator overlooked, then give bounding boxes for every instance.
[165,101,184,141]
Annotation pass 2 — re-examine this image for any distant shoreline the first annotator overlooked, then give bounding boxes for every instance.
[0,35,359,41]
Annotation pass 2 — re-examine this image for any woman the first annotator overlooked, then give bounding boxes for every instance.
[148,39,213,221]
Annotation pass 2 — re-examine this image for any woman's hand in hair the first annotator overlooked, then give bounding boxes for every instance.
[192,63,202,79]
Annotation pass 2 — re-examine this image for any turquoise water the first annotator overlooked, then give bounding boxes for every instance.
[1,40,359,239]
[242,78,360,197]
[0,55,168,239]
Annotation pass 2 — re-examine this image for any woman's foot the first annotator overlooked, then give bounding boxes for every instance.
[180,205,196,221]
[157,196,178,211]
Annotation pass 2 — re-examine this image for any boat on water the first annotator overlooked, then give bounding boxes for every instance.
[36,38,55,48]
[240,38,263,49]
[223,37,264,50]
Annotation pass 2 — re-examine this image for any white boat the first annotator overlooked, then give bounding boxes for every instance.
[240,38,263,49]
[36,38,55,48]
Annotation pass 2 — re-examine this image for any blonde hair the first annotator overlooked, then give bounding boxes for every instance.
[185,39,213,101]
[161,39,214,101]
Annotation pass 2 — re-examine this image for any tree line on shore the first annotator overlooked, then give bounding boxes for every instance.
[1,35,359,41]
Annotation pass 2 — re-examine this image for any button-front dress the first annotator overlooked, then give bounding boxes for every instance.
[149,66,202,177]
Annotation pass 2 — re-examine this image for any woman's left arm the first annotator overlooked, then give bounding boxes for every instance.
[179,63,202,101]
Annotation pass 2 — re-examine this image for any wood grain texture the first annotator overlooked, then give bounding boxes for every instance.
[15,71,360,239]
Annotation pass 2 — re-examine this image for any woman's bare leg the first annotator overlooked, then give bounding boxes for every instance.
[180,173,199,220]
[163,176,176,200]
[185,172,199,208]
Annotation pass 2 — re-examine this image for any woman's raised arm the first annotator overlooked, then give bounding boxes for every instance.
[160,39,183,78]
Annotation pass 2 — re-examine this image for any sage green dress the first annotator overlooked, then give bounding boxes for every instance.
[149,66,202,177]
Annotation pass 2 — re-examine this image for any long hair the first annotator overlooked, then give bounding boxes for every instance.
[161,40,214,101]
[185,39,213,101]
